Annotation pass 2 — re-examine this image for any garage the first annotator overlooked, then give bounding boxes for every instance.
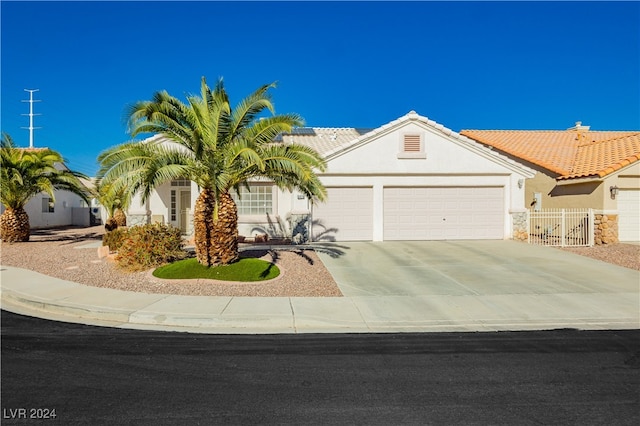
[312,187,373,241]
[618,190,640,242]
[383,187,504,240]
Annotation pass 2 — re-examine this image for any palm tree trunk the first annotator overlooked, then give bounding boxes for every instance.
[114,208,127,227]
[210,191,239,265]
[104,216,118,232]
[0,207,31,242]
[193,188,216,266]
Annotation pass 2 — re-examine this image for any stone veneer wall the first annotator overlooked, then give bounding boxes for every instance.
[594,213,618,245]
[126,214,148,227]
[511,211,529,242]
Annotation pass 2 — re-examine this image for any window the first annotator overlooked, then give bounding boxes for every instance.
[170,179,190,187]
[398,133,426,159]
[42,197,54,213]
[232,184,274,215]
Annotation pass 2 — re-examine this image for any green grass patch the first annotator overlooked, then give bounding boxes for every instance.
[152,258,280,281]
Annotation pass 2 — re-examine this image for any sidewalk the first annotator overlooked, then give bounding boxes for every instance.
[2,252,638,334]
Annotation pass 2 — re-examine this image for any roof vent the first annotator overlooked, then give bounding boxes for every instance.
[567,121,590,132]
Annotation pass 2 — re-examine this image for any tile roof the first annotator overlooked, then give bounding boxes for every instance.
[277,127,370,157]
[460,129,640,180]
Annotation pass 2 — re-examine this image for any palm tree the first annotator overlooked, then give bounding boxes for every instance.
[97,77,326,266]
[0,132,89,242]
[92,180,132,231]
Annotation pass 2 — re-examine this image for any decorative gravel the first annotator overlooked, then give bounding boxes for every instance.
[558,243,640,271]
[0,226,343,297]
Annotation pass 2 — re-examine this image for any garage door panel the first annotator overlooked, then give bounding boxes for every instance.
[384,187,504,240]
[313,187,373,241]
[618,190,640,242]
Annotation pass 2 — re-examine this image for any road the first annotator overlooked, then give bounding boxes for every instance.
[1,310,639,425]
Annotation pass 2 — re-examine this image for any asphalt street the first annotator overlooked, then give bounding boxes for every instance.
[1,310,639,425]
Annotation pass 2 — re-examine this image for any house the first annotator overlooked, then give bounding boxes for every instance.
[0,162,94,230]
[128,111,536,242]
[461,123,640,243]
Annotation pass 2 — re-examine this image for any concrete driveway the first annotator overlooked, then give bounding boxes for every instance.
[315,240,639,331]
[317,240,637,296]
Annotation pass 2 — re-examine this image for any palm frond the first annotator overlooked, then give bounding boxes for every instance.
[108,76,326,214]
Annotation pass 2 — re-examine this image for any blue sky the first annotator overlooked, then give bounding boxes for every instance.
[2,1,639,176]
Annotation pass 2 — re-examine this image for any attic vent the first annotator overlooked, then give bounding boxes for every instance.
[403,134,421,152]
[398,133,426,159]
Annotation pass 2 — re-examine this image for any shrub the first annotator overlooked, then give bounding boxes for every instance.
[114,224,187,272]
[102,228,128,251]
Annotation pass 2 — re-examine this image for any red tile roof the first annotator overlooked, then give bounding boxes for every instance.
[460,129,640,180]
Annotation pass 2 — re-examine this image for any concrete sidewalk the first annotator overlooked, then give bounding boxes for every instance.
[1,240,638,334]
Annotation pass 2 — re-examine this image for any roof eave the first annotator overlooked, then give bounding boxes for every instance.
[555,175,604,185]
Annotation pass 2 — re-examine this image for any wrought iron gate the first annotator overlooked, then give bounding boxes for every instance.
[528,209,594,247]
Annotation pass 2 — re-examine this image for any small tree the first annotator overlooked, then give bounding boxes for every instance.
[92,180,132,231]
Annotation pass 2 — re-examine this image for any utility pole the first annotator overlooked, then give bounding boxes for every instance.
[21,89,41,148]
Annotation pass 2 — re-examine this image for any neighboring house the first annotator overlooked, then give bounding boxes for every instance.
[127,111,535,242]
[0,171,93,230]
[461,123,640,243]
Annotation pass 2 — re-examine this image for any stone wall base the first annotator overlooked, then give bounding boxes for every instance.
[595,214,618,245]
[511,211,529,242]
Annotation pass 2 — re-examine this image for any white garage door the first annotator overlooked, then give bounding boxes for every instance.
[384,187,504,240]
[312,187,373,241]
[618,190,640,242]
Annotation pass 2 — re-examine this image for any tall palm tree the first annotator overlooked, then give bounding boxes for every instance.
[97,77,326,266]
[0,132,89,242]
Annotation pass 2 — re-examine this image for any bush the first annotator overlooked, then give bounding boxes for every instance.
[102,228,128,251]
[114,224,187,272]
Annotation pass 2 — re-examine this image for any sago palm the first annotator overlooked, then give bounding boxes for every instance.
[0,132,89,242]
[97,77,326,266]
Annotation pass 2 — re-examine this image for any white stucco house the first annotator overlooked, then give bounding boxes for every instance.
[0,164,94,229]
[124,111,535,242]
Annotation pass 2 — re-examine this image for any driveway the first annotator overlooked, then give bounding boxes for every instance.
[317,240,639,297]
[315,240,639,331]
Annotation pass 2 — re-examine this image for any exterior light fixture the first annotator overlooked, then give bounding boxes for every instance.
[609,185,619,199]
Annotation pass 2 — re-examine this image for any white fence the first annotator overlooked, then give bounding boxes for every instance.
[528,209,594,247]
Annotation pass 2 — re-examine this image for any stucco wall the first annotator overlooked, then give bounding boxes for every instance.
[21,191,87,229]
[525,172,606,210]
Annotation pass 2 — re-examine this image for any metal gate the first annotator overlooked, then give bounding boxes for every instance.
[528,209,594,247]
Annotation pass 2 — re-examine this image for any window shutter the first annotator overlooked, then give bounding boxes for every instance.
[403,134,421,152]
